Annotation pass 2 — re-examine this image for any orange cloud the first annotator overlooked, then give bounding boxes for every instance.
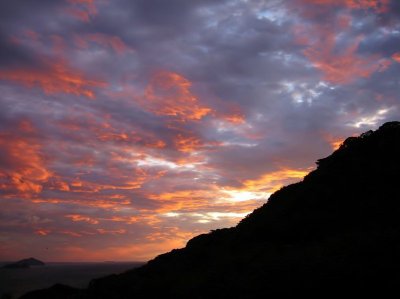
[294,1,392,84]
[60,230,84,238]
[301,0,390,12]
[0,123,52,197]
[145,227,197,242]
[298,20,390,84]
[210,99,246,124]
[146,187,265,219]
[95,129,165,150]
[149,190,209,202]
[56,114,167,153]
[32,197,132,210]
[65,177,146,193]
[171,131,222,154]
[238,168,311,194]
[147,189,217,213]
[74,33,131,54]
[100,216,138,224]
[174,133,202,153]
[143,71,212,122]
[66,214,99,224]
[97,228,127,235]
[221,113,246,124]
[346,0,389,12]
[322,133,344,150]
[147,140,167,149]
[48,179,71,192]
[0,61,106,98]
[392,52,400,63]
[35,229,51,236]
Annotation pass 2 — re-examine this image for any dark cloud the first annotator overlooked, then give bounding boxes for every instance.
[0,34,39,68]
[127,0,209,28]
[0,0,64,21]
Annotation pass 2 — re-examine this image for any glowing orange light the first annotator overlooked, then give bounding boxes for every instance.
[96,228,127,235]
[0,61,106,98]
[222,113,246,124]
[392,52,400,63]
[238,168,311,194]
[301,0,389,12]
[146,140,167,149]
[35,230,51,236]
[0,123,52,197]
[174,134,202,153]
[322,133,344,150]
[66,214,99,224]
[143,71,212,121]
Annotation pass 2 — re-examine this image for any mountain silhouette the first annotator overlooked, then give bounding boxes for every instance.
[20,121,400,298]
[3,258,45,269]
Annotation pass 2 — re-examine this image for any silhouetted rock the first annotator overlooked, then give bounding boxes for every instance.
[19,284,81,299]
[3,258,45,269]
[20,122,400,298]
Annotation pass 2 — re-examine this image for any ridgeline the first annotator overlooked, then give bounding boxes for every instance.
[3,258,45,269]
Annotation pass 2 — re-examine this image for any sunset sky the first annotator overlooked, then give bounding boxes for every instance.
[1,0,399,262]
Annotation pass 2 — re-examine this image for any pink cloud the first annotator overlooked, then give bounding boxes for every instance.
[0,60,106,98]
[142,71,212,122]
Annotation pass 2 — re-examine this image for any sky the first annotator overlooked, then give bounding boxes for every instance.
[0,0,399,262]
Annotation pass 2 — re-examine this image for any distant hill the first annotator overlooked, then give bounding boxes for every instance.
[3,258,45,269]
[21,122,400,298]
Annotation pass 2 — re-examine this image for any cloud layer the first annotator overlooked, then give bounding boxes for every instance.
[1,0,399,261]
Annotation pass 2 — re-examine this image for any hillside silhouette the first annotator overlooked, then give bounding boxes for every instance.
[3,258,45,269]
[21,121,400,298]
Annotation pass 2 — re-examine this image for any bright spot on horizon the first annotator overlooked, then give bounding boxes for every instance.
[351,108,392,128]
[222,189,271,202]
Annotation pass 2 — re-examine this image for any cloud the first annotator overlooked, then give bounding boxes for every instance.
[237,168,312,194]
[303,33,390,84]
[66,0,98,22]
[0,59,107,98]
[0,121,52,197]
[393,52,400,63]
[141,71,212,122]
[300,0,390,13]
[74,33,132,55]
[0,33,39,68]
[293,2,393,84]
[66,214,99,224]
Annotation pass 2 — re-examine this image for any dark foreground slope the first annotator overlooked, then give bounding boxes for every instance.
[21,122,400,298]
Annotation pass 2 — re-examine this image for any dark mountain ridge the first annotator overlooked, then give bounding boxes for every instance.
[21,121,400,298]
[3,258,45,269]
